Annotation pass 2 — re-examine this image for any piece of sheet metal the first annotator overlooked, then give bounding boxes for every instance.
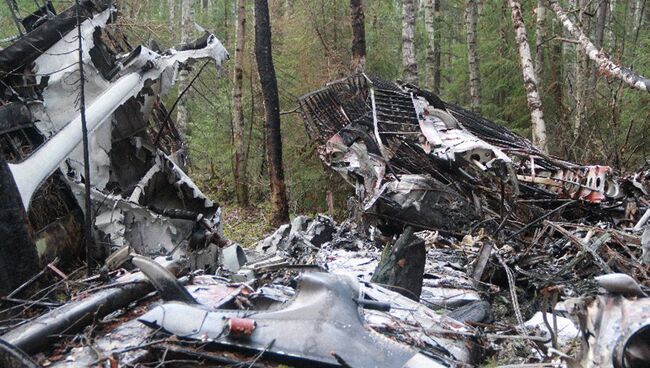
[139,272,445,367]
[570,295,650,368]
[132,255,197,304]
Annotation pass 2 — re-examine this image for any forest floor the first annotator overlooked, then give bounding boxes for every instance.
[221,204,281,247]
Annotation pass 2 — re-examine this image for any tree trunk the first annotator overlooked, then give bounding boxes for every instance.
[401,0,418,84]
[549,18,565,142]
[176,0,194,141]
[606,0,617,46]
[424,0,439,91]
[535,0,546,87]
[587,1,608,93]
[350,0,366,73]
[632,0,644,39]
[232,0,249,207]
[168,0,175,29]
[433,0,442,94]
[424,0,434,89]
[508,0,549,153]
[629,0,645,64]
[497,2,508,108]
[223,0,230,44]
[245,67,256,178]
[549,0,650,93]
[466,0,481,113]
[573,0,589,143]
[255,0,290,227]
[594,0,608,48]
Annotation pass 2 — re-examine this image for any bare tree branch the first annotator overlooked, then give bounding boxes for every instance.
[549,0,650,93]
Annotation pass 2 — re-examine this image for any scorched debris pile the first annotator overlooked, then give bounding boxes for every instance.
[0,0,229,295]
[297,75,650,367]
[0,7,649,367]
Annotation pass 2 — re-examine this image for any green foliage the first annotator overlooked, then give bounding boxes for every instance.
[365,0,402,79]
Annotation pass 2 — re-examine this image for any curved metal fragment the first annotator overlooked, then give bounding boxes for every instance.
[132,255,197,304]
[595,273,647,297]
[0,338,38,368]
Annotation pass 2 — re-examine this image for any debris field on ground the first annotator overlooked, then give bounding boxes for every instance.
[0,2,649,368]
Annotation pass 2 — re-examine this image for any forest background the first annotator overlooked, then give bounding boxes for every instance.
[1,0,649,243]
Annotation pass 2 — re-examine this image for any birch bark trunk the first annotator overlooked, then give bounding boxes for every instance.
[424,0,442,93]
[176,0,194,141]
[433,0,441,94]
[535,0,546,87]
[549,0,650,93]
[466,0,481,113]
[573,0,589,140]
[508,0,549,153]
[232,0,249,206]
[401,0,418,84]
[424,0,436,90]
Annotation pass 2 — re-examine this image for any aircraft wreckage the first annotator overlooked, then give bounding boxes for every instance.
[1,3,649,367]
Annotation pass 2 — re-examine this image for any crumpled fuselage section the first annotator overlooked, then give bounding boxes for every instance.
[298,75,645,213]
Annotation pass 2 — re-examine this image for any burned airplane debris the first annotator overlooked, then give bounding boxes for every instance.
[0,4,649,366]
[138,272,447,368]
[297,74,648,232]
[297,75,650,367]
[0,0,228,294]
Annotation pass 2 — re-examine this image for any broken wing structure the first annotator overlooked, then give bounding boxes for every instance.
[139,272,446,368]
[0,0,228,293]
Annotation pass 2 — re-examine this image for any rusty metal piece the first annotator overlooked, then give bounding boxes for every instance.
[224,317,256,338]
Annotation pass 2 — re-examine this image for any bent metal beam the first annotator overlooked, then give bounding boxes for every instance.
[9,35,228,210]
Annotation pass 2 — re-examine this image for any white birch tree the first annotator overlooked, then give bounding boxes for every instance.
[508,0,549,153]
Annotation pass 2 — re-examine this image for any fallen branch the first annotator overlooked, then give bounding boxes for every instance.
[546,222,613,274]
[0,297,62,308]
[472,240,493,283]
[6,258,59,298]
[497,254,527,334]
[424,327,549,342]
[548,0,650,93]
